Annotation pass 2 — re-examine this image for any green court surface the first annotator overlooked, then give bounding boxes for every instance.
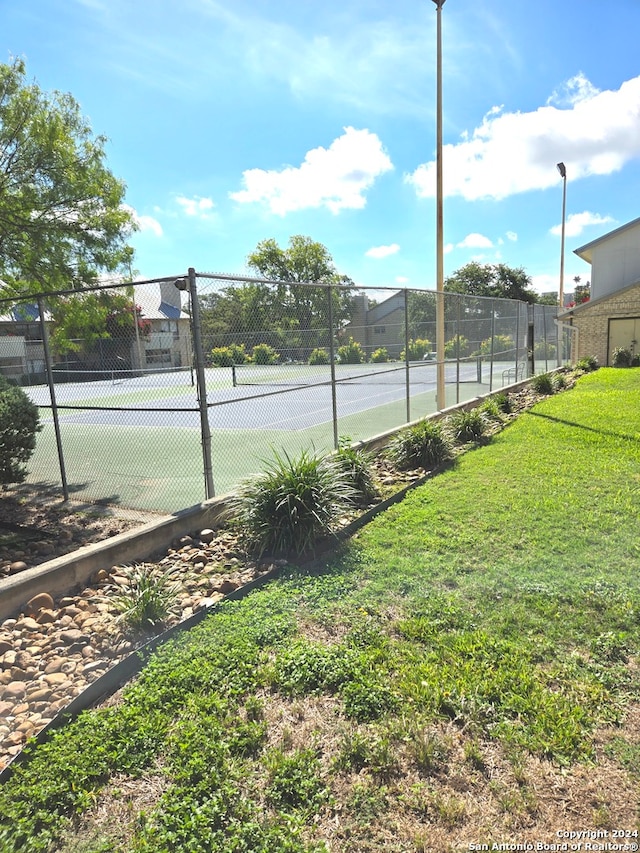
[26,379,489,513]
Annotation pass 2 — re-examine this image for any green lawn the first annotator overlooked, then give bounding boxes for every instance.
[2,368,640,852]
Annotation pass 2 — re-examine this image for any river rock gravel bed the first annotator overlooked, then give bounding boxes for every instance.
[0,527,281,773]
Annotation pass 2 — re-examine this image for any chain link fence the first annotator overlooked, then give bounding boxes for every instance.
[0,272,564,513]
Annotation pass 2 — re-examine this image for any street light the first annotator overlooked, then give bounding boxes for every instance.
[557,162,567,365]
[432,0,446,410]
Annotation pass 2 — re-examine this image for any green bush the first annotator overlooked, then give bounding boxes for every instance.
[575,355,598,372]
[252,343,279,365]
[534,340,557,360]
[387,419,452,471]
[337,338,365,364]
[492,392,512,414]
[370,347,389,363]
[0,374,42,485]
[477,335,514,357]
[210,344,247,367]
[229,448,355,556]
[444,336,471,358]
[447,408,488,443]
[113,564,179,634]
[612,347,632,367]
[400,338,431,361]
[334,437,378,505]
[308,348,330,365]
[530,372,554,395]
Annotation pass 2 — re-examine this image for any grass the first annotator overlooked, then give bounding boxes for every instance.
[2,368,640,851]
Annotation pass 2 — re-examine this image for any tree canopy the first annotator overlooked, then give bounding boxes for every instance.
[444,262,538,304]
[199,236,356,360]
[0,58,135,294]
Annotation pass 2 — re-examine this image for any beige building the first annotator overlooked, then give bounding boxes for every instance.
[0,280,192,383]
[561,217,640,365]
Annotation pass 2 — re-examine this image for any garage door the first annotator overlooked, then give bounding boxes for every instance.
[608,317,640,364]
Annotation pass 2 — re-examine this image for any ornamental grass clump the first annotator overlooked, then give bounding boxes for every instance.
[113,564,180,634]
[447,408,488,444]
[530,372,554,395]
[387,419,452,471]
[334,437,379,506]
[230,448,356,557]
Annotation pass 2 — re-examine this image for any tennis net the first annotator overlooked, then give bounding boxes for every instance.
[49,364,194,387]
[231,361,452,389]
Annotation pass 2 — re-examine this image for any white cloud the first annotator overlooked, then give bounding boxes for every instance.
[550,211,614,238]
[121,204,163,237]
[230,127,393,216]
[406,74,640,201]
[366,243,400,259]
[547,72,600,107]
[176,196,216,219]
[506,231,518,242]
[396,276,409,284]
[457,233,493,249]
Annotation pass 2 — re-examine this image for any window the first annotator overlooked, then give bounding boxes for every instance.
[374,326,386,334]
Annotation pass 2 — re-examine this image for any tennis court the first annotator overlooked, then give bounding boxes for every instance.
[24,360,495,512]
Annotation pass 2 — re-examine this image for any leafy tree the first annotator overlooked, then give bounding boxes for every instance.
[247,235,356,334]
[0,373,42,485]
[0,58,135,293]
[199,236,357,360]
[444,262,537,304]
[49,290,148,356]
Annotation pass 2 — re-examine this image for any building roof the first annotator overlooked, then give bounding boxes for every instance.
[574,216,640,264]
[558,278,640,318]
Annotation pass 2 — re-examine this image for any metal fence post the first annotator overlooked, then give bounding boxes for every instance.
[404,289,411,423]
[327,285,339,450]
[489,301,496,393]
[38,295,69,501]
[187,268,215,499]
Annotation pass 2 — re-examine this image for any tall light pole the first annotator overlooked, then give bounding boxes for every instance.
[557,162,567,365]
[433,0,446,409]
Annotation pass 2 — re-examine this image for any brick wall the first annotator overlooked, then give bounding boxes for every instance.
[570,284,640,365]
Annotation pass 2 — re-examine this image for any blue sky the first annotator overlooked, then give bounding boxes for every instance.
[4,0,640,295]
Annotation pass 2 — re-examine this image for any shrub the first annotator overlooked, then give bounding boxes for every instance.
[477,335,514,357]
[447,408,488,443]
[337,337,365,364]
[370,347,389,363]
[387,419,452,471]
[400,338,431,361]
[480,398,502,421]
[534,340,557,360]
[444,336,471,358]
[612,347,632,367]
[0,374,42,485]
[252,343,279,365]
[530,372,554,395]
[552,372,567,391]
[308,348,330,365]
[492,392,512,414]
[112,564,179,634]
[229,448,355,556]
[210,344,247,367]
[334,437,378,505]
[575,355,598,372]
